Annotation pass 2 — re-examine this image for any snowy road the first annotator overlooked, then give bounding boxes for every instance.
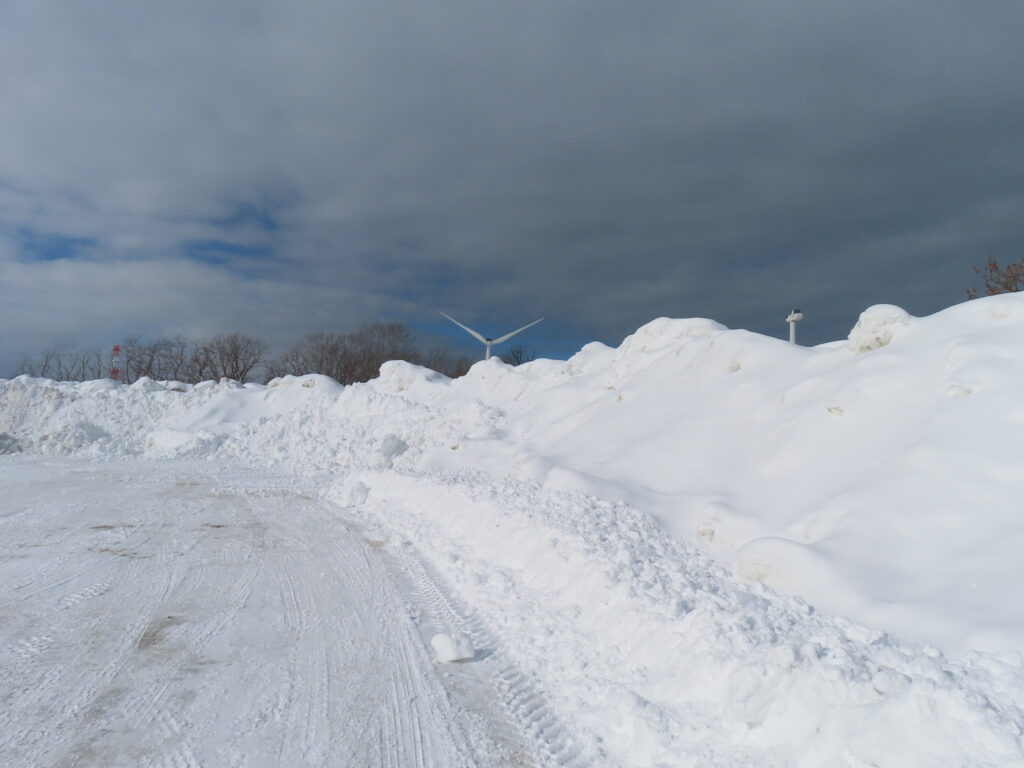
[0,458,539,768]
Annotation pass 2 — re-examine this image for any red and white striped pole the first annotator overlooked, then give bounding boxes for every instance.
[110,344,121,382]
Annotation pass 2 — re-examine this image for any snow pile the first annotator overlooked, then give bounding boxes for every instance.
[846,303,913,353]
[342,470,1024,767]
[5,294,1024,765]
[416,295,1024,656]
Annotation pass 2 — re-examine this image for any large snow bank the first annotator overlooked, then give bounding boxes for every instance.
[4,295,1024,765]
[3,298,1024,656]
[344,470,1024,767]
[423,296,1024,657]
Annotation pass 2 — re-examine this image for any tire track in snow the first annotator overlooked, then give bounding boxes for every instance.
[396,547,592,767]
[0,499,163,708]
[85,504,265,767]
[0,521,145,611]
[275,549,331,766]
[47,522,192,766]
[4,480,240,765]
[268,502,435,768]
[148,709,202,768]
[2,461,535,768]
[3,546,183,764]
[271,498,482,768]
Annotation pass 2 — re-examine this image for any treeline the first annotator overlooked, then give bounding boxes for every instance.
[263,323,473,383]
[13,323,480,384]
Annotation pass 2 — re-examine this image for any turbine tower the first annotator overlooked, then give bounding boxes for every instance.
[785,308,803,344]
[439,311,543,361]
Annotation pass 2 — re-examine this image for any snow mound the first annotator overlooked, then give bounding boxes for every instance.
[619,316,728,353]
[846,303,914,353]
[364,471,1024,768]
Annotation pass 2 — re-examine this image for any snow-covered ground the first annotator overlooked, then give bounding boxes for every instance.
[3,295,1024,766]
[0,458,537,767]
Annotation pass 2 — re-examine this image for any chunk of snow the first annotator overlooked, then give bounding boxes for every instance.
[430,633,474,663]
[337,479,369,507]
[373,435,408,469]
[846,304,913,353]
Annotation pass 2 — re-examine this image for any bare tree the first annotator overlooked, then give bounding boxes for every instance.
[18,349,57,378]
[161,336,195,382]
[14,355,37,377]
[12,325,478,384]
[502,344,537,366]
[17,347,105,380]
[122,335,166,383]
[121,335,214,383]
[967,256,1024,299]
[13,333,270,384]
[182,341,215,383]
[266,323,472,384]
[53,353,73,382]
[341,323,418,383]
[417,346,473,378]
[62,348,105,381]
[264,332,349,382]
[203,333,268,382]
[84,348,106,379]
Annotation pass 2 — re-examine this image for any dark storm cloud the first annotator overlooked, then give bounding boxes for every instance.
[1,0,1022,372]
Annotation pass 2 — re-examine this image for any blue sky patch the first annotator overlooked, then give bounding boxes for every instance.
[11,228,96,261]
[184,239,273,266]
[207,203,281,232]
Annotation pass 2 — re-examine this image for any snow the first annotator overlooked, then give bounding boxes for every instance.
[3,294,1024,766]
[0,459,518,767]
[846,303,913,353]
[431,633,475,663]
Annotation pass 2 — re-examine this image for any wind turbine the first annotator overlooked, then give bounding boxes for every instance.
[439,311,543,361]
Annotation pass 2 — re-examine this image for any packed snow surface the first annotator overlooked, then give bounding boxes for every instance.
[3,294,1024,766]
[0,459,521,767]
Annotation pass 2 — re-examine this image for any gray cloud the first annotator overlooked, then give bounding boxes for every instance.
[1,0,1022,373]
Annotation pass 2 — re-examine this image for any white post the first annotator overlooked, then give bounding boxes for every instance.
[785,309,803,344]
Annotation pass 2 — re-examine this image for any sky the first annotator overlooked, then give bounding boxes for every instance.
[1,0,1022,373]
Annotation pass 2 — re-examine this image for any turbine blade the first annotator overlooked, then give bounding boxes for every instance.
[438,311,487,344]
[493,318,543,345]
